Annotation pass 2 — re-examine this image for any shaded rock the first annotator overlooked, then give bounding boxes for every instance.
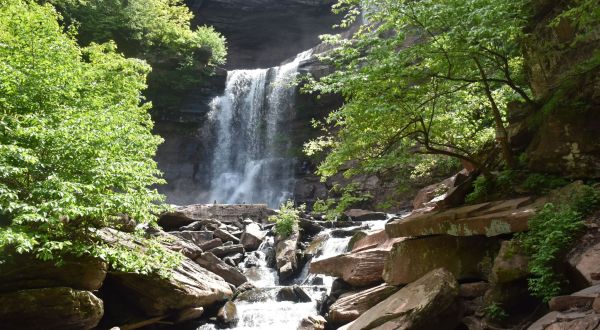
[217,301,238,326]
[195,252,248,287]
[0,287,104,330]
[241,223,266,251]
[528,311,600,330]
[179,219,221,231]
[298,315,327,330]
[108,258,232,316]
[567,240,600,288]
[276,285,312,302]
[159,204,272,230]
[594,295,600,313]
[331,227,365,238]
[386,197,539,238]
[299,218,325,236]
[341,268,461,330]
[214,229,241,244]
[199,238,223,251]
[175,307,204,323]
[350,229,389,252]
[343,209,387,221]
[276,228,301,282]
[328,283,399,324]
[224,253,244,267]
[321,220,363,228]
[232,282,256,300]
[383,235,500,285]
[459,282,490,299]
[209,244,245,258]
[310,249,388,287]
[412,174,459,209]
[347,231,368,251]
[0,254,106,292]
[305,233,329,259]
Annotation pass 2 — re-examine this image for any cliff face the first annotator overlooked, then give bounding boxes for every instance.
[186,0,340,69]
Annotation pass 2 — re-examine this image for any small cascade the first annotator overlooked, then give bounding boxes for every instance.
[206,50,313,208]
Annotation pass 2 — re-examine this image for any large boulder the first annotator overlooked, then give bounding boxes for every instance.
[276,228,301,282]
[386,197,539,238]
[209,244,245,258]
[170,231,214,247]
[383,235,501,285]
[156,231,204,259]
[159,204,272,230]
[0,287,104,330]
[340,268,461,330]
[310,249,388,287]
[241,223,266,251]
[412,169,472,210]
[299,315,327,330]
[0,254,106,292]
[328,283,399,325]
[107,258,232,316]
[194,252,248,287]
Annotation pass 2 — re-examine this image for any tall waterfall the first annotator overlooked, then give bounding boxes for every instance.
[206,50,313,207]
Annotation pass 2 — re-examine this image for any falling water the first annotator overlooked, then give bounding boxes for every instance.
[206,50,313,208]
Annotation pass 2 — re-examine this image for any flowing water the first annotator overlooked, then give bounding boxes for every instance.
[206,50,313,208]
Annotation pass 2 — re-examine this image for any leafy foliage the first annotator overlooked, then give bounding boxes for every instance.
[269,201,305,237]
[42,0,227,113]
[0,0,178,274]
[312,183,371,220]
[304,0,534,184]
[517,185,600,301]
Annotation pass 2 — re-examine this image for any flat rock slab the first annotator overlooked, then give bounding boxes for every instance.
[195,252,247,287]
[159,204,273,230]
[386,197,539,238]
[328,283,399,324]
[383,235,501,285]
[341,268,461,330]
[310,249,389,287]
[343,209,387,221]
[0,287,104,330]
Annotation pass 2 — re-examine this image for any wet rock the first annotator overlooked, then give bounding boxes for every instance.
[275,228,301,282]
[108,258,232,316]
[209,244,245,258]
[310,276,325,285]
[340,268,461,330]
[383,235,501,285]
[328,284,399,324]
[232,282,256,300]
[330,227,366,238]
[298,315,327,330]
[0,254,106,292]
[299,218,325,236]
[276,285,312,302]
[241,223,266,251]
[175,307,204,323]
[343,209,387,221]
[0,287,104,330]
[214,229,241,244]
[195,252,248,287]
[349,229,388,252]
[224,253,244,267]
[347,231,367,251]
[217,301,238,326]
[320,220,363,228]
[199,238,223,251]
[310,249,389,287]
[386,197,540,238]
[305,233,329,259]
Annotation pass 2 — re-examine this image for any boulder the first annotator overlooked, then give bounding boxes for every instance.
[276,228,301,282]
[341,268,461,330]
[528,311,600,330]
[549,296,595,312]
[156,231,204,259]
[350,229,388,252]
[459,282,490,299]
[174,307,204,323]
[328,284,399,324]
[107,258,232,316]
[217,301,238,326]
[195,252,248,287]
[241,223,266,251]
[383,235,501,285]
[209,244,245,258]
[343,209,387,222]
[0,287,104,330]
[0,254,106,292]
[276,285,312,303]
[567,241,600,288]
[347,231,368,251]
[412,175,458,209]
[310,249,388,287]
[159,204,272,230]
[170,231,213,247]
[386,197,539,238]
[199,238,223,251]
[330,227,366,238]
[299,218,325,236]
[214,228,241,244]
[298,315,327,330]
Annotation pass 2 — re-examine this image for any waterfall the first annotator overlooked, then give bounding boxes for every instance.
[206,50,313,208]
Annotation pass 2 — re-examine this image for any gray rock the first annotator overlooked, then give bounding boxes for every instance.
[209,244,245,258]
[343,209,387,221]
[217,301,238,326]
[241,223,266,251]
[214,229,241,244]
[199,238,223,251]
[195,252,248,287]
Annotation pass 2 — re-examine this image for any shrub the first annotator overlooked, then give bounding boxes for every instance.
[269,201,305,237]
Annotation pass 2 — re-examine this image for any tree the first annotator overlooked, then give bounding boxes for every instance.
[40,0,227,114]
[304,0,534,182]
[0,0,177,272]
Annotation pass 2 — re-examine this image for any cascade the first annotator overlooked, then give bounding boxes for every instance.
[205,50,313,208]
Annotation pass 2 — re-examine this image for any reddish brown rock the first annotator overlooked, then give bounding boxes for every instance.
[528,311,600,330]
[386,197,539,238]
[328,284,399,324]
[350,230,387,252]
[549,296,594,312]
[593,295,600,313]
[567,241,600,288]
[341,268,461,330]
[276,228,301,282]
[383,235,500,285]
[310,249,388,287]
